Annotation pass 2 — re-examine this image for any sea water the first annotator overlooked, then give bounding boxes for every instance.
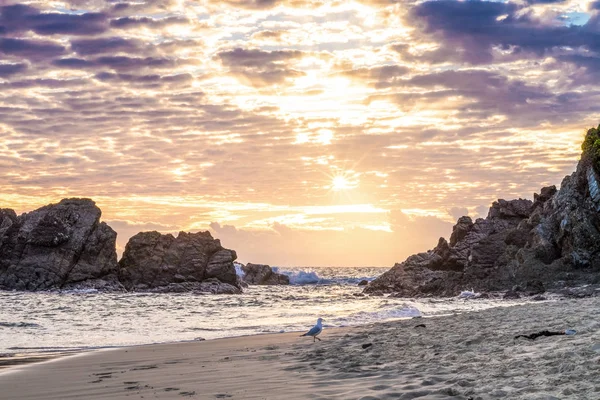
[0,267,522,354]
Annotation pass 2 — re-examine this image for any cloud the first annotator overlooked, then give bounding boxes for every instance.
[447,207,469,220]
[110,16,189,29]
[71,37,141,55]
[94,72,193,88]
[0,4,108,36]
[94,55,178,70]
[53,55,181,71]
[217,47,305,87]
[408,0,600,64]
[0,38,65,60]
[0,0,597,268]
[339,65,410,81]
[210,216,453,267]
[0,63,27,77]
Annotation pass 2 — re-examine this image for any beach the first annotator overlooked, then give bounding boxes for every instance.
[2,297,600,400]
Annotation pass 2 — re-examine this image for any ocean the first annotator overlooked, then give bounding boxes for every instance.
[0,267,525,355]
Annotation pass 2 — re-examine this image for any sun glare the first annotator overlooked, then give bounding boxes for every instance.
[332,175,351,191]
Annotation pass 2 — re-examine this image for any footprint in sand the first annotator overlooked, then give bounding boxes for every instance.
[369,385,390,391]
[89,372,113,383]
[131,364,158,371]
[214,394,233,398]
[179,391,196,397]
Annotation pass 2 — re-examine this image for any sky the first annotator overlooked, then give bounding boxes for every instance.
[1,0,599,267]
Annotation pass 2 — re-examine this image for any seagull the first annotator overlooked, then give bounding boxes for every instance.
[300,318,323,342]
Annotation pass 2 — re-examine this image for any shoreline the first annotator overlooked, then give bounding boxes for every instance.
[0,293,571,372]
[2,297,600,399]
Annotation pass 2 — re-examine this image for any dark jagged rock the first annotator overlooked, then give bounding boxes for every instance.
[0,198,119,291]
[0,199,249,294]
[366,125,600,297]
[118,231,241,292]
[241,263,290,285]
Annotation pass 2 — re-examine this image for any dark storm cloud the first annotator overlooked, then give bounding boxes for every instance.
[409,0,600,64]
[217,48,305,87]
[0,4,108,36]
[0,38,65,60]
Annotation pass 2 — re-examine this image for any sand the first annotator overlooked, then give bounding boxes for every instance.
[2,297,600,399]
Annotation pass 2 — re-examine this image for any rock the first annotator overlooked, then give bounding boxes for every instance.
[241,263,289,285]
[118,231,241,291]
[365,124,600,297]
[503,290,521,299]
[532,295,547,301]
[449,216,473,246]
[525,280,545,295]
[0,198,119,291]
[357,279,369,286]
[196,279,242,294]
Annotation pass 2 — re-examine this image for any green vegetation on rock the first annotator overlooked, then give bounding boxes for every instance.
[582,125,600,171]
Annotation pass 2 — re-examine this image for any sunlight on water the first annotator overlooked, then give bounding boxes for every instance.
[0,267,525,354]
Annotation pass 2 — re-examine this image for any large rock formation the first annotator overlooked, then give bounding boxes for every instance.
[0,198,119,291]
[118,231,242,294]
[366,125,600,297]
[241,263,290,285]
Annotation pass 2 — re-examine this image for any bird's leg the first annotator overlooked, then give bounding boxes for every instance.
[313,336,315,342]
[316,337,321,341]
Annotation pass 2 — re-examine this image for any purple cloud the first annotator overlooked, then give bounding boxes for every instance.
[0,4,108,36]
[0,38,65,60]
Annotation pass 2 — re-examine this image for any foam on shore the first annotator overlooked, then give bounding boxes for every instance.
[1,297,599,399]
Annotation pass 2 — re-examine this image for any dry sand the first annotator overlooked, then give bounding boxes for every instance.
[2,297,600,399]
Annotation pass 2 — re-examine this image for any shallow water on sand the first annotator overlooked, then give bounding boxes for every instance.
[0,267,524,354]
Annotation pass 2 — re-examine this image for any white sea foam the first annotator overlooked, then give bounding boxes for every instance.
[0,266,525,354]
[273,268,321,285]
[458,290,478,299]
[234,262,245,278]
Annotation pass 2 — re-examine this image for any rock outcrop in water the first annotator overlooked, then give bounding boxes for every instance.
[0,198,119,291]
[118,231,242,294]
[366,125,600,297]
[241,263,290,285]
[0,200,247,294]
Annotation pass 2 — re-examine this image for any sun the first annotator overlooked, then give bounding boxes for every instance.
[332,175,351,191]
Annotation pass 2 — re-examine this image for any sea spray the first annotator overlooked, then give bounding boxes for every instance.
[0,266,525,354]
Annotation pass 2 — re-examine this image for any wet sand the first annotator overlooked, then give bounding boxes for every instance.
[1,297,600,399]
